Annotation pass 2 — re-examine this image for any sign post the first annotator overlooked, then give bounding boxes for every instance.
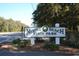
[30,38,35,46]
[55,23,60,45]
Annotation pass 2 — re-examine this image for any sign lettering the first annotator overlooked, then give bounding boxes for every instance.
[24,27,65,37]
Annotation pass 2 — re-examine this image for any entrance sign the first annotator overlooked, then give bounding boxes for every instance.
[24,23,66,45]
[24,27,65,38]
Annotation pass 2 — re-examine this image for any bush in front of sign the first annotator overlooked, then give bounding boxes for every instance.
[12,38,21,47]
[49,43,59,50]
[12,38,30,48]
[19,40,30,48]
[43,43,50,50]
[43,43,59,51]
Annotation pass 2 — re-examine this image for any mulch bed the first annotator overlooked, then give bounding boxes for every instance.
[59,46,79,55]
[0,42,79,55]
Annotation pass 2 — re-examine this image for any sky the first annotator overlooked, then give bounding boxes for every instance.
[0,3,38,27]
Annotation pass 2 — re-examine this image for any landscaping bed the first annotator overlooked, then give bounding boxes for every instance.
[0,38,79,55]
[0,42,79,55]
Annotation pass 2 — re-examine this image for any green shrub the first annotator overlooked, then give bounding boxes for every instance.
[19,40,30,48]
[49,43,59,50]
[62,39,79,48]
[12,38,21,44]
[44,43,59,50]
[19,40,26,48]
[43,43,50,49]
[61,32,79,48]
[12,38,30,48]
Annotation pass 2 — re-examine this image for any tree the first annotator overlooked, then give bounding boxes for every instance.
[0,17,26,32]
[32,3,79,31]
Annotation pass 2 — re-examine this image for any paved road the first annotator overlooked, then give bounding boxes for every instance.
[0,32,23,43]
[0,49,73,56]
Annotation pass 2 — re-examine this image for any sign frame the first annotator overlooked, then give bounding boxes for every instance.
[24,27,65,38]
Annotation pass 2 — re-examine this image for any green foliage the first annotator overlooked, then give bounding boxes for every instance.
[62,32,79,48]
[43,43,50,49]
[12,38,21,44]
[0,17,26,32]
[12,39,30,48]
[62,40,79,48]
[33,3,79,31]
[44,43,59,50]
[49,43,59,50]
[19,40,30,48]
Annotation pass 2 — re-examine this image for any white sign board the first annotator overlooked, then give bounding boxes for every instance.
[24,27,65,38]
